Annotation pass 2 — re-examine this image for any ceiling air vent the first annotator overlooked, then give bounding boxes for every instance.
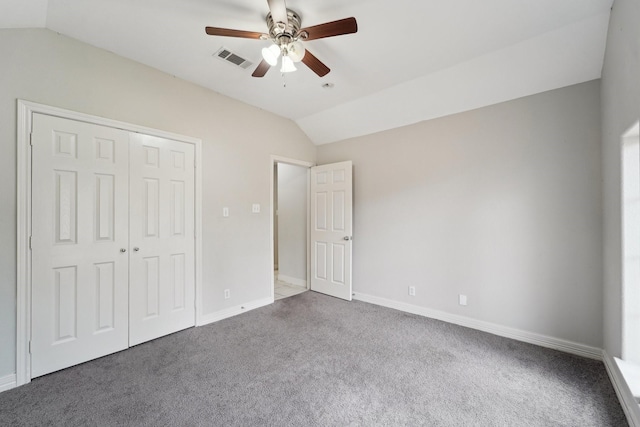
[214,47,253,69]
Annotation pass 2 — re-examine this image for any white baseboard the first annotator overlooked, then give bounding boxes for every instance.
[0,374,17,393]
[277,274,307,288]
[353,292,602,360]
[197,297,273,326]
[603,351,640,426]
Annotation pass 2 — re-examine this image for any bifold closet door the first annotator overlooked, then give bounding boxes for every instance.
[128,133,196,346]
[31,114,130,377]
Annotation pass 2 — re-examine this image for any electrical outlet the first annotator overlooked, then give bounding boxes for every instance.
[408,286,416,296]
[224,289,230,299]
[459,294,467,306]
[252,204,260,213]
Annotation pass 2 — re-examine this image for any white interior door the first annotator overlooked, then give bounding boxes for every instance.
[310,161,353,300]
[31,113,130,377]
[129,133,195,346]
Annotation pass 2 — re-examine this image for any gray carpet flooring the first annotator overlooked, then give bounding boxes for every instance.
[0,291,627,426]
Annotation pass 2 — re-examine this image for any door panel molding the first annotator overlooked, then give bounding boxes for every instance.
[16,100,203,386]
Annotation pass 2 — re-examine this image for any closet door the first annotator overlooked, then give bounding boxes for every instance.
[129,133,196,346]
[31,114,130,377]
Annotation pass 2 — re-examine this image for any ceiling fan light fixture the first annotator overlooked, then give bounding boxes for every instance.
[288,41,306,63]
[280,55,297,73]
[261,44,280,66]
[206,6,358,79]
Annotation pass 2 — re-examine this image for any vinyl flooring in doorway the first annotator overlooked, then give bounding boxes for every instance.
[274,280,306,300]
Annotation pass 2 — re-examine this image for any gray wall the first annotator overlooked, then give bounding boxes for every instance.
[277,163,308,283]
[601,0,640,358]
[2,8,633,381]
[318,80,603,347]
[0,29,316,378]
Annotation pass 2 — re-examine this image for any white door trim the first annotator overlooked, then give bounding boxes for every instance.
[16,99,203,386]
[269,155,314,301]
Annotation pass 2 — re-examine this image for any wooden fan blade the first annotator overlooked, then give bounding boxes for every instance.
[300,17,357,41]
[252,60,271,77]
[205,27,265,39]
[301,50,330,77]
[267,0,288,24]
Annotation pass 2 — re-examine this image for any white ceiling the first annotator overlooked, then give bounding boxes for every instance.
[1,0,613,144]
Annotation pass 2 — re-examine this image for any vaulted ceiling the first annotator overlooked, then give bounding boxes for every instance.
[1,0,613,144]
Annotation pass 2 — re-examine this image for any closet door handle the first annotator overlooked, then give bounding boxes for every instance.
[120,248,127,253]
[133,247,140,252]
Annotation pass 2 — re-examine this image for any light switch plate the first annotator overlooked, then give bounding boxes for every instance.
[223,207,229,217]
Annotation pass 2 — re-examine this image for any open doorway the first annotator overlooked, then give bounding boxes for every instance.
[271,157,313,300]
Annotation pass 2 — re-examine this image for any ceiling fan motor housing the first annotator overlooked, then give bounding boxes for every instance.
[266,9,307,46]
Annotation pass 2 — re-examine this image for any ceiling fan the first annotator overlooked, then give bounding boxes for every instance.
[205,0,358,78]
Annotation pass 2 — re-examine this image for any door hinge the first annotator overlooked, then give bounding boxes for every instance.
[29,132,33,146]
[29,236,32,250]
[28,341,32,354]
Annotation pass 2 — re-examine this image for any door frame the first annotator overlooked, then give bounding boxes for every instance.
[16,100,203,386]
[269,156,314,301]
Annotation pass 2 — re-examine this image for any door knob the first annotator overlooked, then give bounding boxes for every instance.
[133,247,140,252]
[120,248,127,253]
[343,236,352,241]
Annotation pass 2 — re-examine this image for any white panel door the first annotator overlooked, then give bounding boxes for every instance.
[129,133,195,346]
[31,114,130,377]
[310,161,353,301]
